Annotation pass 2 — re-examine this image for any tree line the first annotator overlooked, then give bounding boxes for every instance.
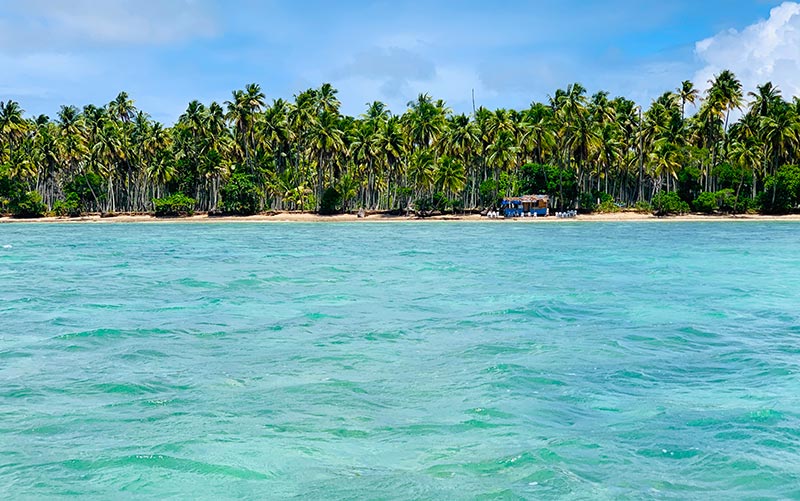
[1,70,800,218]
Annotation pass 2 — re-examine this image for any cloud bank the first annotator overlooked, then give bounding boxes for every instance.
[0,0,216,48]
[694,1,800,98]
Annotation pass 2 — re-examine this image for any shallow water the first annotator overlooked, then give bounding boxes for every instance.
[1,222,800,499]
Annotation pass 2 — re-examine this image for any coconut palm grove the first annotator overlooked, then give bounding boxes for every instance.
[1,71,799,218]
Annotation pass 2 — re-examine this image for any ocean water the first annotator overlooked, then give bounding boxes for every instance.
[1,221,800,500]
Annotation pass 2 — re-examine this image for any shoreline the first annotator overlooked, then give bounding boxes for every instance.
[3,212,800,224]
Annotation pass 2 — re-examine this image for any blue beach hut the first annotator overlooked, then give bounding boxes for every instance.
[501,195,549,217]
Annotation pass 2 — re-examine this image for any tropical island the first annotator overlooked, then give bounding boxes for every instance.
[1,70,799,221]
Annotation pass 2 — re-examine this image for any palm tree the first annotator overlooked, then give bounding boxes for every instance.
[487,130,518,186]
[146,122,174,189]
[678,80,699,120]
[109,92,136,123]
[55,105,101,210]
[748,82,781,118]
[308,110,345,205]
[226,83,265,172]
[92,120,124,212]
[706,71,743,184]
[405,93,446,149]
[408,148,435,197]
[316,83,341,115]
[708,70,743,131]
[363,101,390,130]
[729,138,762,200]
[4,76,800,216]
[443,114,479,206]
[337,173,361,211]
[374,116,407,209]
[435,156,467,202]
[761,104,800,204]
[520,104,555,165]
[0,100,27,162]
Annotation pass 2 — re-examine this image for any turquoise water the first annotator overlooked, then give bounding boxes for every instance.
[2,222,800,499]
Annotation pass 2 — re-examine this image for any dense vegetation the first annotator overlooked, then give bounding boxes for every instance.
[1,70,799,218]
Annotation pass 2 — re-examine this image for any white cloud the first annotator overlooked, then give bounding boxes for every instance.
[0,0,217,48]
[333,63,486,116]
[328,44,489,114]
[694,1,800,98]
[0,0,217,119]
[335,47,437,98]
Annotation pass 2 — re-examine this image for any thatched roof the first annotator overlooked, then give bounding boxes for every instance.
[503,195,549,203]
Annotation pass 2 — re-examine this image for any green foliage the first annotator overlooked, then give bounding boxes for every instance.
[395,187,413,210]
[718,190,736,212]
[633,201,652,214]
[714,162,748,191]
[0,174,16,213]
[65,174,105,210]
[53,192,81,217]
[519,163,549,194]
[676,164,703,203]
[597,200,621,213]
[221,172,261,215]
[432,192,449,212]
[519,163,578,208]
[337,174,360,211]
[2,76,800,216]
[579,190,613,212]
[694,189,750,214]
[153,193,196,217]
[479,179,499,207]
[413,196,432,216]
[579,192,597,212]
[497,172,517,197]
[319,187,342,215]
[412,192,460,215]
[692,191,718,213]
[9,191,47,218]
[651,191,690,216]
[736,196,761,214]
[762,165,800,214]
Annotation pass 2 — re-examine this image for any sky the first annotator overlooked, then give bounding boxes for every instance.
[1,0,798,123]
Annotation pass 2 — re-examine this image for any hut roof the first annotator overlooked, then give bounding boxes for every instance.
[503,194,549,202]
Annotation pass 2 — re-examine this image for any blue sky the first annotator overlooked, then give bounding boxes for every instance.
[1,0,798,123]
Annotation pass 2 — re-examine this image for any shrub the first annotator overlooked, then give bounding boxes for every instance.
[692,191,718,213]
[479,179,499,207]
[633,200,652,214]
[519,163,578,207]
[579,192,598,212]
[318,187,341,215]
[693,189,747,214]
[579,190,613,212]
[432,192,449,212]
[220,172,261,215]
[716,189,738,213]
[597,200,621,213]
[651,191,690,216]
[153,193,195,217]
[395,187,413,210]
[10,191,47,218]
[65,173,105,211]
[736,196,761,214]
[53,192,82,217]
[413,196,433,216]
[762,165,800,214]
